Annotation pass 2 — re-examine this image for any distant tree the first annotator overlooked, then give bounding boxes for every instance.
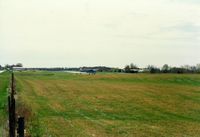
[15,63,23,67]
[124,65,131,73]
[190,66,197,73]
[182,65,191,72]
[4,64,13,69]
[5,64,9,68]
[147,65,160,73]
[112,68,122,72]
[170,67,184,74]
[130,63,138,69]
[162,64,170,73]
[196,64,200,73]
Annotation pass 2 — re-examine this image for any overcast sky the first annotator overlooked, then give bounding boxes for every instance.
[0,0,200,68]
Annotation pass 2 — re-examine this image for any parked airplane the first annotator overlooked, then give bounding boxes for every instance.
[80,68,97,74]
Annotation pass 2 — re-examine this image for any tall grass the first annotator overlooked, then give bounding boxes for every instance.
[0,72,9,132]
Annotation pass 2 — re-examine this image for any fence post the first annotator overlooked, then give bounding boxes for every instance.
[17,117,24,137]
[12,98,16,137]
[8,96,12,136]
[8,72,16,137]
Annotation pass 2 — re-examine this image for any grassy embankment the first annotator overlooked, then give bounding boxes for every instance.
[15,71,200,137]
[0,72,10,133]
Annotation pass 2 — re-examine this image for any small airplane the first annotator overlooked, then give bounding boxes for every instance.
[80,68,97,74]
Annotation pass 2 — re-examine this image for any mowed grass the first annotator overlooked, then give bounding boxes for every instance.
[15,72,200,137]
[0,72,9,131]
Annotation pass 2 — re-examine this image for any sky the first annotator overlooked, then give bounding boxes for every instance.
[0,0,200,68]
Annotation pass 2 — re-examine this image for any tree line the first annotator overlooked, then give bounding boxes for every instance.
[1,63,200,74]
[124,63,200,74]
[0,63,23,70]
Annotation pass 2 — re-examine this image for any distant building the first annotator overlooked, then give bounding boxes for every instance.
[13,67,26,71]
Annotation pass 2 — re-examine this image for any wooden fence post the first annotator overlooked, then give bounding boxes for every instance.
[8,72,16,137]
[17,117,24,137]
[8,96,12,136]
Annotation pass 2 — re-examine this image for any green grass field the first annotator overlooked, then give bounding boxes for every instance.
[0,72,9,133]
[15,71,200,137]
